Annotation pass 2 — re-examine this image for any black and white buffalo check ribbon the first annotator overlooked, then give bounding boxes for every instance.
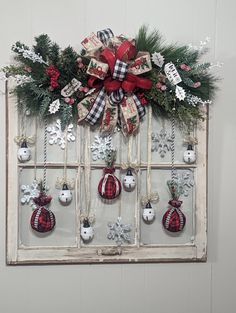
[85,88,107,125]
[133,94,146,119]
[97,28,114,45]
[109,88,124,105]
[112,59,128,81]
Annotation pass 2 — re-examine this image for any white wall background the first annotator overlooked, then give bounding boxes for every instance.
[0,0,235,312]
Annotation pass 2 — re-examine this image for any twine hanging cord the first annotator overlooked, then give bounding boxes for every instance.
[141,106,159,206]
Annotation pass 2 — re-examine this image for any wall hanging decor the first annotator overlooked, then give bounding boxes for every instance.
[3,26,220,264]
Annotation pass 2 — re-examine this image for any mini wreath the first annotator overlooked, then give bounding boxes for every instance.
[2,26,218,135]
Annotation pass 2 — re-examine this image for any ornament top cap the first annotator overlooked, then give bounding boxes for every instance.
[21,140,28,148]
[145,201,152,209]
[62,183,69,190]
[126,168,133,176]
[187,144,193,150]
[168,199,182,208]
[83,218,90,228]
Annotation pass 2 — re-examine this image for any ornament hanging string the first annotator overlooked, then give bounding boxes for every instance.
[121,136,139,171]
[141,106,159,206]
[171,114,176,183]
[33,117,38,181]
[84,125,91,219]
[43,119,48,190]
[63,127,68,182]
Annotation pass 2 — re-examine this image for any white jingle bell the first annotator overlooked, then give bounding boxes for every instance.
[183,144,196,164]
[123,168,136,191]
[80,219,94,242]
[142,201,155,223]
[58,183,73,205]
[17,140,31,162]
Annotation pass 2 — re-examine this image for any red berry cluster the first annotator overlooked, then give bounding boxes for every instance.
[46,65,60,89]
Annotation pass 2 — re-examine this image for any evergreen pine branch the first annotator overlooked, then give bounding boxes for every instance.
[33,34,51,61]
[60,104,72,130]
[135,25,163,54]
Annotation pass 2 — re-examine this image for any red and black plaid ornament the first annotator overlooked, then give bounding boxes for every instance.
[98,167,121,200]
[162,199,186,232]
[162,181,186,232]
[30,191,56,233]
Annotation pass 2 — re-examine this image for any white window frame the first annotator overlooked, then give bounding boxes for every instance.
[6,82,208,264]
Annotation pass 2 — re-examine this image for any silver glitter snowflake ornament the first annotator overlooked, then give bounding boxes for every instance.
[172,170,194,197]
[151,128,173,158]
[20,180,40,209]
[47,119,75,149]
[91,135,114,161]
[107,217,132,246]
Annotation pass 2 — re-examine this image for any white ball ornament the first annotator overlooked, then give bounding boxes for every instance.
[142,201,155,223]
[80,219,94,242]
[123,168,136,191]
[17,140,31,162]
[58,183,72,205]
[183,144,196,164]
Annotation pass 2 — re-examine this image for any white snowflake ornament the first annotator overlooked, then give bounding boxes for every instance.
[151,52,165,68]
[20,180,40,209]
[107,216,132,246]
[175,85,186,101]
[91,135,114,161]
[151,129,173,158]
[47,119,75,149]
[172,170,194,197]
[49,99,61,114]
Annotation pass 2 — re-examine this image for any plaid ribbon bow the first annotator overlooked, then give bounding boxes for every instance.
[79,29,152,135]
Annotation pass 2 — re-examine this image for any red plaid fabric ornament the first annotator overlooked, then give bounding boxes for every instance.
[98,167,121,200]
[31,207,56,233]
[162,199,186,232]
[30,191,56,233]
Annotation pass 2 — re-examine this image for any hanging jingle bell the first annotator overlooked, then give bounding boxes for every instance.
[98,167,121,200]
[183,144,196,164]
[162,199,186,232]
[123,168,136,191]
[58,183,72,205]
[142,201,155,223]
[80,218,94,242]
[17,140,31,162]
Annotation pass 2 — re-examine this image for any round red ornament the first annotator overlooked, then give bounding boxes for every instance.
[162,199,186,232]
[31,207,56,233]
[98,167,121,200]
[30,191,56,233]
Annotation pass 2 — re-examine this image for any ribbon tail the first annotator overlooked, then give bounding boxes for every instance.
[133,94,146,120]
[85,88,107,125]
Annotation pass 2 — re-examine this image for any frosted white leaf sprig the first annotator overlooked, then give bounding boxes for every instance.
[12,44,48,65]
[47,119,75,149]
[151,52,165,68]
[175,85,186,101]
[49,99,61,114]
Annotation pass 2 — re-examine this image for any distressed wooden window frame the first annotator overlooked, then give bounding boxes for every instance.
[6,82,208,264]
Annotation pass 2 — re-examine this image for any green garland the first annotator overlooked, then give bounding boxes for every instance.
[1,26,218,130]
